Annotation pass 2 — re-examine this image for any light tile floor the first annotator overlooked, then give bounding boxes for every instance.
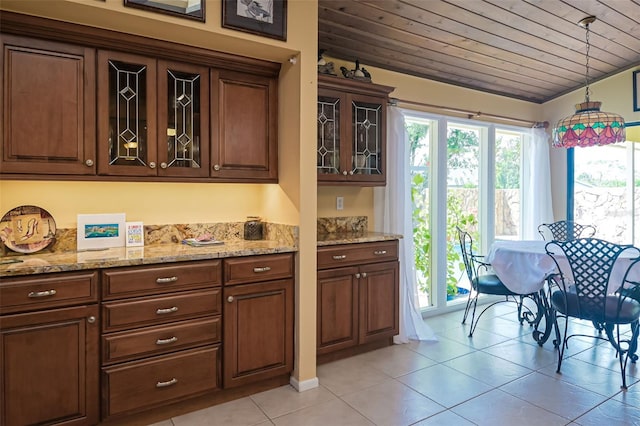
[151,304,640,426]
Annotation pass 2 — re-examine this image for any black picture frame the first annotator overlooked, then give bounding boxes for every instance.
[222,0,287,41]
[124,0,205,22]
[634,70,640,112]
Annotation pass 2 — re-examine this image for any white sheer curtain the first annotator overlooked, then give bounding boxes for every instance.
[374,106,437,343]
[523,126,554,239]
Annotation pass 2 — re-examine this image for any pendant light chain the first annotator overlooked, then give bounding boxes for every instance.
[584,21,591,103]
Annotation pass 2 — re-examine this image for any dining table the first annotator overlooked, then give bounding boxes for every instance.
[486,239,640,347]
[485,240,559,346]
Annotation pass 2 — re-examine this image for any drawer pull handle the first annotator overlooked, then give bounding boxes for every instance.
[253,266,271,273]
[332,255,346,260]
[156,306,178,315]
[28,289,57,298]
[156,336,178,345]
[374,250,387,255]
[156,276,178,284]
[156,378,178,388]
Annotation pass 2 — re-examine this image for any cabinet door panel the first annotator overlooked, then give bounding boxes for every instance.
[317,88,347,182]
[359,261,399,344]
[97,50,157,176]
[317,266,359,354]
[223,279,293,388]
[157,60,210,177]
[346,93,386,184]
[0,305,99,426]
[1,35,95,175]
[213,70,277,181]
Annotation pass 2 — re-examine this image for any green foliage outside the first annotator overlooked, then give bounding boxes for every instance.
[408,123,479,298]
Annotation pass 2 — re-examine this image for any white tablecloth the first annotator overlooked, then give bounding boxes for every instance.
[486,241,555,294]
[486,240,640,295]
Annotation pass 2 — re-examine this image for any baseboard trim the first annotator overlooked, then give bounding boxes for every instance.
[290,376,319,392]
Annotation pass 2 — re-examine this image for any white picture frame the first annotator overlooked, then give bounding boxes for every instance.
[125,221,144,247]
[77,213,126,251]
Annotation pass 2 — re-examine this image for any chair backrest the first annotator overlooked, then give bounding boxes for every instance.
[457,226,481,285]
[545,238,640,321]
[538,220,596,241]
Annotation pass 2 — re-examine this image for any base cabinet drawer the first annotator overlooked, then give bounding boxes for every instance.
[102,346,220,418]
[102,317,221,364]
[102,288,222,332]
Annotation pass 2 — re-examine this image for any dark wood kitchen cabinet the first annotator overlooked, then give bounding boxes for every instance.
[97,51,211,178]
[316,240,399,361]
[213,70,278,181]
[317,74,394,186]
[0,271,100,426]
[223,253,294,388]
[100,260,222,420]
[1,12,280,183]
[0,34,96,175]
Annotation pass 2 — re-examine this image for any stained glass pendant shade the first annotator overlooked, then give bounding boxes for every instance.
[552,16,626,148]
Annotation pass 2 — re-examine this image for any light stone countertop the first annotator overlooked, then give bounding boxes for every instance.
[0,239,297,277]
[0,231,401,277]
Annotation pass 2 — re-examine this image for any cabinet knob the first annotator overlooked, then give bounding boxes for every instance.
[349,171,354,175]
[160,162,168,169]
[213,164,221,171]
[149,162,157,169]
[85,159,94,167]
[87,316,96,324]
[355,273,361,278]
[342,170,348,175]
[227,296,234,303]
[361,272,367,278]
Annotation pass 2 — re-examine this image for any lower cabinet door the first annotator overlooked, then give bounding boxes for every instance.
[0,305,99,426]
[359,261,399,344]
[223,279,293,388]
[316,266,359,354]
[102,346,220,418]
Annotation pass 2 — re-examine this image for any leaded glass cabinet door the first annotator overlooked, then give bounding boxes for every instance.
[97,51,157,176]
[157,60,209,177]
[348,94,386,184]
[317,88,347,183]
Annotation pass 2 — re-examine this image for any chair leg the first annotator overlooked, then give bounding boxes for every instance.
[461,289,474,324]
[466,293,480,337]
[603,322,639,390]
[556,316,569,374]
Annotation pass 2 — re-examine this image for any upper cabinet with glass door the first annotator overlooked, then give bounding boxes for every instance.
[317,75,394,186]
[97,51,208,177]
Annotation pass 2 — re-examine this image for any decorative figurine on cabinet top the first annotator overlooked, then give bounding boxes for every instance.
[317,49,337,76]
[340,59,372,82]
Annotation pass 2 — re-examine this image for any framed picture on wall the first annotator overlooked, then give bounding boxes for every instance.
[634,70,640,112]
[222,0,287,41]
[124,0,205,22]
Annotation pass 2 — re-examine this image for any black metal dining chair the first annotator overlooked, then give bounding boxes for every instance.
[545,238,640,389]
[538,220,596,241]
[457,227,537,337]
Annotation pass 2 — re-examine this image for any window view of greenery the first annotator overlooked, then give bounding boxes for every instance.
[495,131,522,240]
[408,118,526,309]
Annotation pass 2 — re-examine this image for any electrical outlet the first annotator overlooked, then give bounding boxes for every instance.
[336,196,344,210]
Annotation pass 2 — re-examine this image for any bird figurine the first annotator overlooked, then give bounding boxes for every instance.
[340,59,372,82]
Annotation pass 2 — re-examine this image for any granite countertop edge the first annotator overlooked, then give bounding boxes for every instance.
[0,232,401,277]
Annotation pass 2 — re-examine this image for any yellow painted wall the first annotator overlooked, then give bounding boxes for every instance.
[543,67,640,220]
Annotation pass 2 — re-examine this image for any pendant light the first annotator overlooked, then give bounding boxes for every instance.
[552,16,626,228]
[553,16,626,147]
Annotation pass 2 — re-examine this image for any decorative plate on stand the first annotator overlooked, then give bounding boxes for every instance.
[0,205,57,254]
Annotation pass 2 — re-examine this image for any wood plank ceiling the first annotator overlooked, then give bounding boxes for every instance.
[318,0,640,103]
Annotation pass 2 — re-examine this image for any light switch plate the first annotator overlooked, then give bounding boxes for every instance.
[336,196,344,210]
